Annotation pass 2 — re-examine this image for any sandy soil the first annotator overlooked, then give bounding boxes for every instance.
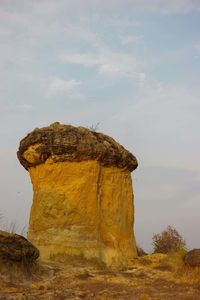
[0,255,200,300]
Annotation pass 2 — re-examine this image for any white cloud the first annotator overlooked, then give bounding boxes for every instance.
[113,80,200,170]
[47,77,81,96]
[120,35,142,45]
[28,0,200,15]
[0,0,198,34]
[17,104,34,112]
[0,27,11,36]
[30,0,200,15]
[63,26,144,79]
[136,0,199,14]
[60,50,145,81]
[64,24,102,49]
[138,72,146,82]
[194,42,200,51]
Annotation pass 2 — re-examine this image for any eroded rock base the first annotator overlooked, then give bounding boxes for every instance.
[28,160,137,268]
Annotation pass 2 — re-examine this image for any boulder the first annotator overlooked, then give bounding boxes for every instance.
[0,230,39,262]
[184,249,200,267]
[17,122,138,268]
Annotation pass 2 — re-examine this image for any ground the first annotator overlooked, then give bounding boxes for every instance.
[0,253,200,300]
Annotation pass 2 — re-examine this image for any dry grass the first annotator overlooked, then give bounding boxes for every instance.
[0,213,27,236]
[134,252,200,285]
[175,264,200,284]
[0,257,41,281]
[160,252,200,284]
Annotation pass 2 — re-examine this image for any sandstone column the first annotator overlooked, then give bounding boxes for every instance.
[17,122,138,267]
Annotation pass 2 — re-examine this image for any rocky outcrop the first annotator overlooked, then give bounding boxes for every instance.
[0,230,39,262]
[17,122,138,268]
[184,249,200,267]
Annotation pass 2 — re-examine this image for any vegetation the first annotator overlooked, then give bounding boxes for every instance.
[137,245,148,257]
[152,225,187,254]
[0,213,26,236]
[88,122,100,131]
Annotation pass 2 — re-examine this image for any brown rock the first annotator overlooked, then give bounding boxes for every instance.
[0,230,39,262]
[17,122,138,268]
[17,122,138,171]
[184,249,200,267]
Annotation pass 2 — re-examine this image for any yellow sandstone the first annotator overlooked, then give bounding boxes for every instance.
[18,122,138,268]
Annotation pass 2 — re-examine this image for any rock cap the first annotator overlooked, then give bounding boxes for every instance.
[17,122,138,172]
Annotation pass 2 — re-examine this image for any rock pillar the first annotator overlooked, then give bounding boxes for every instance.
[17,122,138,267]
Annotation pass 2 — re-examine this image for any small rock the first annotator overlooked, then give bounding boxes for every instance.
[0,230,39,262]
[184,249,200,267]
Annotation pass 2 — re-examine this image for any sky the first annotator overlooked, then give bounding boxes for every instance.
[0,0,200,251]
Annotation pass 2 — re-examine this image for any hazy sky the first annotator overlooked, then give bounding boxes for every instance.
[0,0,200,251]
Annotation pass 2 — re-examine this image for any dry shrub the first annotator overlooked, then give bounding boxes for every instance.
[152,225,186,254]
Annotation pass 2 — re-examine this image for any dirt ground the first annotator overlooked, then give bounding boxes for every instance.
[0,254,200,300]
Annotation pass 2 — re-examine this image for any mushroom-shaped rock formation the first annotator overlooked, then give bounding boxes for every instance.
[17,122,138,268]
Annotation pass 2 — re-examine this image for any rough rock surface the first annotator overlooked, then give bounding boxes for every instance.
[17,122,138,171]
[17,122,138,268]
[0,230,39,262]
[184,249,200,267]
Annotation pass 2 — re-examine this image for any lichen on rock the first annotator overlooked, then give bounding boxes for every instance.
[17,122,138,268]
[17,122,138,171]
